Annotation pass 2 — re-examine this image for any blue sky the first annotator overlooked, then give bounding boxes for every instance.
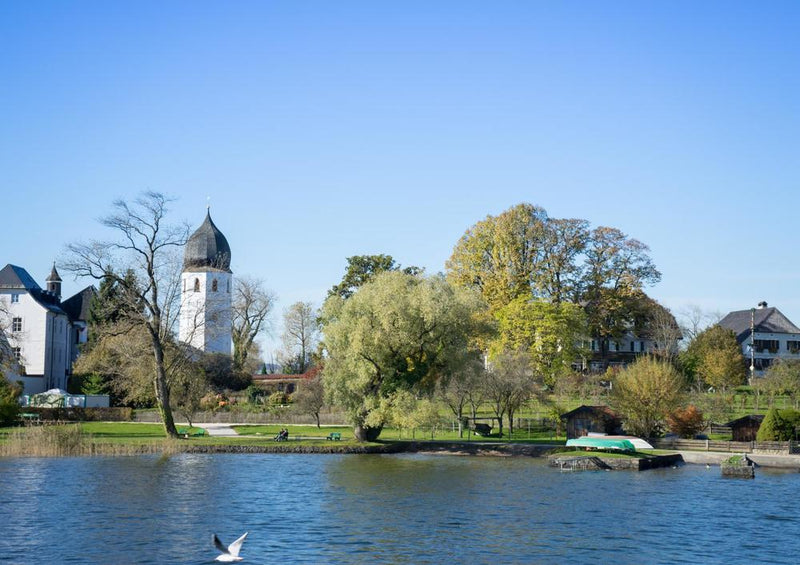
[1,2,798,356]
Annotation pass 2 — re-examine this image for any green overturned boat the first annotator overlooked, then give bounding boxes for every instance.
[565,437,636,451]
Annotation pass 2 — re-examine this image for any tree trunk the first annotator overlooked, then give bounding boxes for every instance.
[151,335,178,438]
[354,424,383,442]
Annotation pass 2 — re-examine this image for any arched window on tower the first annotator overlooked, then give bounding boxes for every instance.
[227,279,231,293]
[193,278,200,292]
[212,279,218,292]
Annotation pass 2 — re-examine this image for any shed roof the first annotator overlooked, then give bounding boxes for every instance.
[560,405,620,421]
[725,414,765,428]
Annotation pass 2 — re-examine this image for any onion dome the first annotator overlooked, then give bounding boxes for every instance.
[183,211,232,272]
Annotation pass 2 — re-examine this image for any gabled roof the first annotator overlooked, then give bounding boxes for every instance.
[725,414,764,428]
[0,264,66,315]
[0,264,41,290]
[719,306,800,343]
[560,405,620,421]
[61,286,97,323]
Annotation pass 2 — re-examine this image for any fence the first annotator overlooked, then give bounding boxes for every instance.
[651,437,800,455]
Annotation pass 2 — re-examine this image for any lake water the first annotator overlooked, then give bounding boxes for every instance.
[1,453,799,564]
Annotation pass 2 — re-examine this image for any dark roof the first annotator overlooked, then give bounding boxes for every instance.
[719,306,800,343]
[61,286,97,322]
[46,263,62,282]
[183,211,232,272]
[725,414,765,428]
[560,405,620,421]
[0,264,66,315]
[0,264,41,290]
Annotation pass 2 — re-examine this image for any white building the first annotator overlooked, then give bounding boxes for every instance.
[0,264,94,394]
[179,210,233,355]
[719,301,800,377]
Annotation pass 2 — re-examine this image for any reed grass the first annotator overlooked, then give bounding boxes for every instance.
[0,424,182,457]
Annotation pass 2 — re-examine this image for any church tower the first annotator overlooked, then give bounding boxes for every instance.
[46,263,62,299]
[179,210,233,355]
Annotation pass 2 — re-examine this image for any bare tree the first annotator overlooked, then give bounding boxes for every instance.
[64,191,189,438]
[292,370,325,427]
[231,276,275,374]
[281,301,319,374]
[436,356,485,437]
[482,350,535,436]
[679,304,719,343]
[645,300,683,361]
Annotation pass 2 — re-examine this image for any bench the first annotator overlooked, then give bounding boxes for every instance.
[21,413,41,425]
[177,427,207,437]
[327,432,342,441]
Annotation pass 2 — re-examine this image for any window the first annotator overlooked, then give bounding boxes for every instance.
[754,339,780,354]
[11,347,21,361]
[630,341,636,352]
[212,279,218,292]
[10,294,19,303]
[227,279,231,293]
[193,278,200,292]
[11,317,22,332]
[788,341,800,354]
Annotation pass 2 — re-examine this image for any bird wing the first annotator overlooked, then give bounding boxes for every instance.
[213,534,229,554]
[228,532,248,557]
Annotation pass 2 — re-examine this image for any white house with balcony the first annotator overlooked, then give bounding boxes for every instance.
[718,301,800,377]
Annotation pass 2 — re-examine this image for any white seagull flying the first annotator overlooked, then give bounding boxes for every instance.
[213,532,248,562]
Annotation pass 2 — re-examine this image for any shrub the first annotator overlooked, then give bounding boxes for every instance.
[666,405,705,438]
[757,408,785,441]
[268,391,288,406]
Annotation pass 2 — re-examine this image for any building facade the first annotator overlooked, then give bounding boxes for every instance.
[0,264,94,394]
[179,210,233,355]
[719,302,800,377]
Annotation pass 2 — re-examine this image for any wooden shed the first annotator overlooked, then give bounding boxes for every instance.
[560,405,623,439]
[725,414,765,442]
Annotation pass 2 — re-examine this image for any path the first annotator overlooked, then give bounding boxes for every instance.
[195,423,240,437]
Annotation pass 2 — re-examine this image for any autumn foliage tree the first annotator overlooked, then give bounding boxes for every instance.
[666,405,705,438]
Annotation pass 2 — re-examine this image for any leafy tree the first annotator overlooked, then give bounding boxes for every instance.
[0,377,21,426]
[492,298,587,387]
[280,301,320,374]
[73,325,157,407]
[582,227,661,354]
[231,276,275,374]
[762,359,800,409]
[202,352,250,391]
[328,254,420,300]
[684,325,746,391]
[666,405,705,438]
[446,203,549,313]
[292,370,325,428]
[171,365,210,429]
[65,192,189,437]
[321,271,486,441]
[85,269,142,352]
[611,356,685,438]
